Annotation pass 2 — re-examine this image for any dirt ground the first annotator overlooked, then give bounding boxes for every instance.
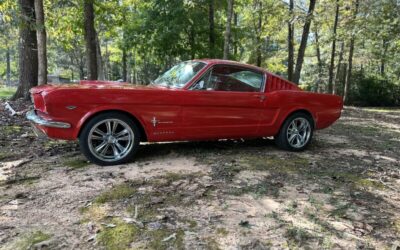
[0,101,399,250]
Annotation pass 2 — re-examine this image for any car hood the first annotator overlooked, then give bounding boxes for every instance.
[30,81,168,94]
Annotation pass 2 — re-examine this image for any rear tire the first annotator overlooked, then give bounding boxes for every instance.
[79,112,141,166]
[275,112,314,151]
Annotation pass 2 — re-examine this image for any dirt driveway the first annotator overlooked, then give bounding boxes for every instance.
[1,102,399,250]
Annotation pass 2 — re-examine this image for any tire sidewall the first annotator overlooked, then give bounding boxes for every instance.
[79,112,141,166]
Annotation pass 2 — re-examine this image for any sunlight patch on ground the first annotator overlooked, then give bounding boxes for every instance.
[364,108,400,113]
[0,86,16,99]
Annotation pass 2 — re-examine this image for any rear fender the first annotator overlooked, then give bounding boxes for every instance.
[274,107,316,134]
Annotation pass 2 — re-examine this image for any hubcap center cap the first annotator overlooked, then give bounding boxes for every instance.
[106,135,117,144]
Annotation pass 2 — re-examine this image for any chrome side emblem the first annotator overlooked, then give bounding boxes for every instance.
[151,117,158,127]
[66,106,77,110]
[151,117,173,127]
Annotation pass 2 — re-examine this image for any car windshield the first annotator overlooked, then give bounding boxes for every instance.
[153,61,206,88]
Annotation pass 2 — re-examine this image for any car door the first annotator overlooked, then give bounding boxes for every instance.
[180,65,268,140]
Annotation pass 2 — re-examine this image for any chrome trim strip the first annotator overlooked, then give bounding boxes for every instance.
[26,110,71,129]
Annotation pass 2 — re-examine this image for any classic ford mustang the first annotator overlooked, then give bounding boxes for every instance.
[27,59,343,165]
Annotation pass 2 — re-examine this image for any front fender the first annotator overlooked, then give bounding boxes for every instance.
[73,105,147,138]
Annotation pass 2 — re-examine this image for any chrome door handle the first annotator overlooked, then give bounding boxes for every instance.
[259,95,266,102]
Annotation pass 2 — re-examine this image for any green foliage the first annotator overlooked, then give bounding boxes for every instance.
[349,71,400,106]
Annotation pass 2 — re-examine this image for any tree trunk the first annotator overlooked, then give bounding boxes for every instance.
[333,41,344,95]
[233,12,238,57]
[122,48,127,82]
[208,0,215,58]
[189,25,195,59]
[79,55,85,80]
[315,28,322,93]
[223,0,234,60]
[292,0,316,84]
[343,0,360,103]
[327,0,339,94]
[287,0,294,81]
[6,45,11,86]
[96,33,105,80]
[132,48,137,84]
[256,1,263,67]
[84,0,98,80]
[12,0,38,100]
[380,39,388,75]
[34,0,47,85]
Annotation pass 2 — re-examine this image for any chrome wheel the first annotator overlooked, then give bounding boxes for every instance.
[87,119,135,162]
[286,117,311,149]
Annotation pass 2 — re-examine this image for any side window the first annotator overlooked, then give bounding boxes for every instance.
[191,65,263,92]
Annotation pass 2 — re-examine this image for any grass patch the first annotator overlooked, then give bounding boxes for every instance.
[240,154,309,173]
[0,152,8,161]
[329,203,352,219]
[1,125,22,136]
[285,201,298,215]
[1,175,40,186]
[0,86,16,99]
[11,231,51,250]
[205,237,221,250]
[97,219,139,250]
[394,219,400,234]
[80,204,108,221]
[216,227,229,236]
[96,217,185,250]
[43,140,69,150]
[227,172,285,198]
[310,170,385,190]
[94,183,136,204]
[285,226,314,247]
[63,158,90,169]
[145,228,185,250]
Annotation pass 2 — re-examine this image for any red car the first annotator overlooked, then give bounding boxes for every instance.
[27,59,343,166]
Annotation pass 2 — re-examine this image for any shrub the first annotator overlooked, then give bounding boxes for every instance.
[349,71,400,106]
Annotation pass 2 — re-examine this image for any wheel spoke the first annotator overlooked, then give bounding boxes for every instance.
[288,134,297,144]
[115,129,129,138]
[298,134,305,144]
[117,135,130,141]
[95,141,108,152]
[115,142,125,152]
[100,144,110,156]
[106,121,112,134]
[111,144,120,157]
[291,121,298,130]
[94,128,106,136]
[112,121,118,134]
[298,121,305,131]
[91,135,103,140]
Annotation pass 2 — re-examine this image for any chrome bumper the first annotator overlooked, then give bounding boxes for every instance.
[26,110,71,129]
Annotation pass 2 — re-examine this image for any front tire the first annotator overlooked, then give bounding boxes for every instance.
[79,112,141,166]
[275,112,314,151]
